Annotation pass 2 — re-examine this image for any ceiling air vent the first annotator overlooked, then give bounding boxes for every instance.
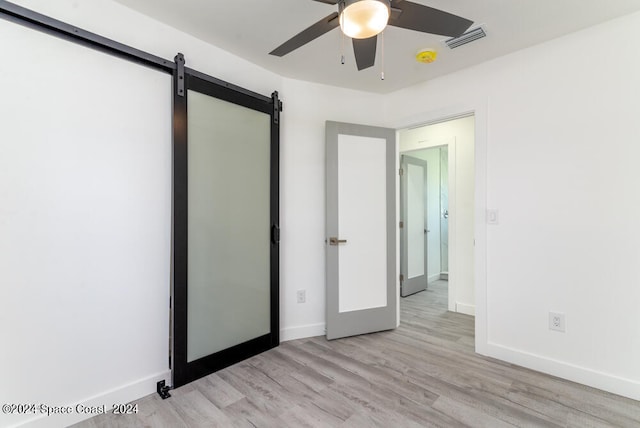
[445,26,487,49]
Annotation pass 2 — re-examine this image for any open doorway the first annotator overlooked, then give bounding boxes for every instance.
[398,114,475,316]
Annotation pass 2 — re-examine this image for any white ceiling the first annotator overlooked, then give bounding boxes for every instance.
[114,0,640,94]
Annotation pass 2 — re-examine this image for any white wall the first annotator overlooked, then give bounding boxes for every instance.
[399,116,476,315]
[387,11,640,400]
[0,11,172,428]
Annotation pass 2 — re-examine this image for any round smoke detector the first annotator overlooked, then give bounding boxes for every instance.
[415,49,437,64]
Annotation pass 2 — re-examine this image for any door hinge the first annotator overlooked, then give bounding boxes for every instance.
[174,53,185,97]
[399,168,404,176]
[399,221,404,229]
[400,274,404,283]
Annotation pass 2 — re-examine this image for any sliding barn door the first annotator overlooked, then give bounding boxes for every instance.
[172,66,280,387]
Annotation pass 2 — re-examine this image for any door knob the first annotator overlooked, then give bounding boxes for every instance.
[329,237,347,246]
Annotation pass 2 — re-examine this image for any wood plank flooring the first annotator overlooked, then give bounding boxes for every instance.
[73,281,640,427]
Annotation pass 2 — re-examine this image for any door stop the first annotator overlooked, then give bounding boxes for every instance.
[157,380,172,399]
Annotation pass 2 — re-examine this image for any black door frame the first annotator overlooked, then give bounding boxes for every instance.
[172,57,281,388]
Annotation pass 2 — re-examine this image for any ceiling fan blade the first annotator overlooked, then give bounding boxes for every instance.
[389,1,473,38]
[352,36,377,71]
[310,0,339,4]
[270,12,339,57]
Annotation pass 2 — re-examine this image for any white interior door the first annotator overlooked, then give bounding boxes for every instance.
[400,155,428,296]
[325,121,396,340]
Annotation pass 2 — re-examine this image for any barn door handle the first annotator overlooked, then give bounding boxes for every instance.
[329,237,347,246]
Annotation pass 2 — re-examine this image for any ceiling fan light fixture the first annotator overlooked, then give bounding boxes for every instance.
[339,0,390,39]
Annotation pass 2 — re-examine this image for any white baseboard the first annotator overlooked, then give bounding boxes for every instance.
[280,323,325,342]
[456,302,475,316]
[483,342,640,401]
[19,370,171,428]
[427,274,441,283]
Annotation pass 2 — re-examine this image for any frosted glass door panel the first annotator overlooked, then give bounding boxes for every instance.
[337,134,387,313]
[400,155,427,297]
[187,90,271,362]
[407,163,425,279]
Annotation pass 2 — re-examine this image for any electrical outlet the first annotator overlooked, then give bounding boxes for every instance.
[549,312,565,332]
[296,290,306,304]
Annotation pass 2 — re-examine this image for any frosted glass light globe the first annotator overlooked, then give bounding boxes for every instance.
[339,0,390,39]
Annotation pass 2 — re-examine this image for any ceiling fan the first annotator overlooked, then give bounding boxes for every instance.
[269,0,473,71]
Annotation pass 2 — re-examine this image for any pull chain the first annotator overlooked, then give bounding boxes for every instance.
[380,31,385,80]
[341,31,345,65]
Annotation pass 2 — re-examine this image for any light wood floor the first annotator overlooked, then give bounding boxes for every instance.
[74,281,640,427]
